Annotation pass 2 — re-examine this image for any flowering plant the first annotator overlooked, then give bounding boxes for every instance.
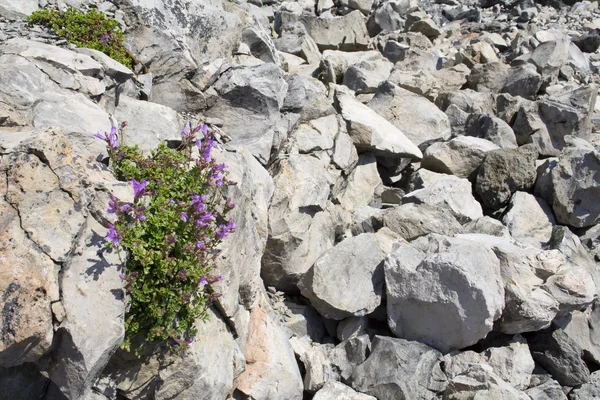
[95,122,236,353]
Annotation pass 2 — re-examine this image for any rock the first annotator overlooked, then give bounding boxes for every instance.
[569,370,600,399]
[75,48,134,83]
[333,153,382,211]
[241,25,280,65]
[435,89,495,115]
[343,57,393,94]
[283,75,333,119]
[528,39,570,86]
[274,22,321,65]
[0,199,57,368]
[233,294,303,400]
[300,11,369,51]
[501,63,542,100]
[535,146,600,228]
[528,328,590,387]
[313,380,376,400]
[0,0,38,18]
[0,363,51,400]
[367,0,414,36]
[381,203,463,241]
[207,64,288,164]
[482,336,535,390]
[573,30,600,53]
[408,19,442,41]
[335,88,423,160]
[466,62,511,93]
[351,336,446,399]
[526,379,567,400]
[301,336,370,392]
[384,234,505,353]
[367,82,451,147]
[402,176,484,223]
[332,118,360,172]
[292,114,337,154]
[262,155,335,292]
[300,229,399,320]
[337,317,369,341]
[463,217,512,238]
[502,192,555,248]
[283,301,327,342]
[381,40,410,63]
[464,113,518,149]
[40,218,125,399]
[554,304,600,367]
[421,136,500,178]
[475,146,537,209]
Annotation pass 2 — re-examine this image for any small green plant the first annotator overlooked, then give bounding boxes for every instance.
[94,123,236,353]
[28,8,135,69]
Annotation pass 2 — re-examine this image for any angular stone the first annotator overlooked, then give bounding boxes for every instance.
[367,82,451,147]
[351,336,446,399]
[333,153,381,211]
[385,234,505,353]
[300,229,399,320]
[421,136,499,178]
[501,63,542,100]
[528,39,570,86]
[475,146,537,209]
[482,336,535,390]
[466,62,511,93]
[402,176,483,223]
[313,380,376,400]
[528,328,590,387]
[526,379,567,400]
[335,88,423,159]
[300,11,369,51]
[464,113,518,149]
[381,203,463,241]
[502,192,555,248]
[343,57,393,94]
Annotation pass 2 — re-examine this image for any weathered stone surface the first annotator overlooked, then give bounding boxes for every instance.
[526,379,567,400]
[385,234,505,353]
[234,294,303,400]
[402,176,483,223]
[535,146,600,228]
[569,370,600,400]
[421,136,499,178]
[466,62,511,93]
[313,380,376,400]
[464,113,518,149]
[343,56,393,94]
[502,63,542,100]
[475,146,538,209]
[381,202,463,241]
[336,88,422,159]
[366,0,414,36]
[554,304,600,367]
[337,316,369,341]
[528,39,570,86]
[300,229,399,320]
[367,82,451,147]
[351,336,446,399]
[502,192,555,248]
[0,363,51,400]
[528,328,590,387]
[300,11,369,51]
[301,336,370,392]
[262,155,335,292]
[482,335,535,390]
[435,89,495,115]
[333,153,381,211]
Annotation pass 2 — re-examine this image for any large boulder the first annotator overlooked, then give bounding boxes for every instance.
[300,229,399,320]
[300,11,369,51]
[384,234,505,353]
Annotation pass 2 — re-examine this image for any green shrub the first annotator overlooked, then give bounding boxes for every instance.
[94,123,236,353]
[27,8,135,69]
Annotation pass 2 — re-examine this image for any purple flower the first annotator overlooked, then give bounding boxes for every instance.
[131,179,149,202]
[225,219,236,232]
[217,275,225,281]
[214,163,226,172]
[196,241,206,251]
[107,126,119,151]
[190,195,206,212]
[181,212,188,223]
[169,199,176,205]
[93,131,105,141]
[107,194,119,214]
[105,223,121,247]
[199,123,208,136]
[195,211,215,228]
[225,198,235,210]
[198,276,208,285]
[195,138,202,150]
[185,337,193,344]
[101,31,112,43]
[202,137,216,161]
[119,274,126,280]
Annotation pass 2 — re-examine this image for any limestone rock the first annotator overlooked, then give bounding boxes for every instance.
[300,11,369,51]
[300,229,399,320]
[502,192,555,248]
[381,202,463,241]
[313,380,376,400]
[421,136,499,178]
[464,113,518,149]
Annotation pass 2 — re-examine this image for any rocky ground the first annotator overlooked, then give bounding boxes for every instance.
[1,0,600,399]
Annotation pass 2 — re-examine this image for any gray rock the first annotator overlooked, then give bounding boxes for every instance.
[463,217,512,238]
[283,301,327,342]
[466,62,511,93]
[301,336,370,392]
[292,114,337,154]
[535,146,600,228]
[75,48,134,83]
[475,146,537,209]
[381,202,463,241]
[528,328,590,387]
[435,89,495,115]
[569,370,600,400]
[313,380,376,400]
[241,25,280,65]
[408,18,442,41]
[0,363,51,400]
[528,39,570,87]
[464,113,518,149]
[337,317,369,341]
[335,88,423,160]
[502,63,542,100]
[262,155,335,292]
[0,0,38,18]
[343,57,393,94]
[351,336,446,399]
[300,11,369,51]
[554,304,600,367]
[526,379,567,400]
[367,81,451,147]
[502,192,555,248]
[422,136,500,178]
[275,22,321,65]
[332,117,360,172]
[482,335,535,390]
[402,176,483,223]
[207,64,288,164]
[283,75,333,119]
[333,153,382,211]
[385,234,505,353]
[367,0,414,36]
[300,229,399,320]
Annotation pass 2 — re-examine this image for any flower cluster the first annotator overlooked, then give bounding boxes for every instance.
[95,122,236,353]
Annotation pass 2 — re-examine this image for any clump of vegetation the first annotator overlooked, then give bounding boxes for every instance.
[94,123,237,353]
[27,8,135,69]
